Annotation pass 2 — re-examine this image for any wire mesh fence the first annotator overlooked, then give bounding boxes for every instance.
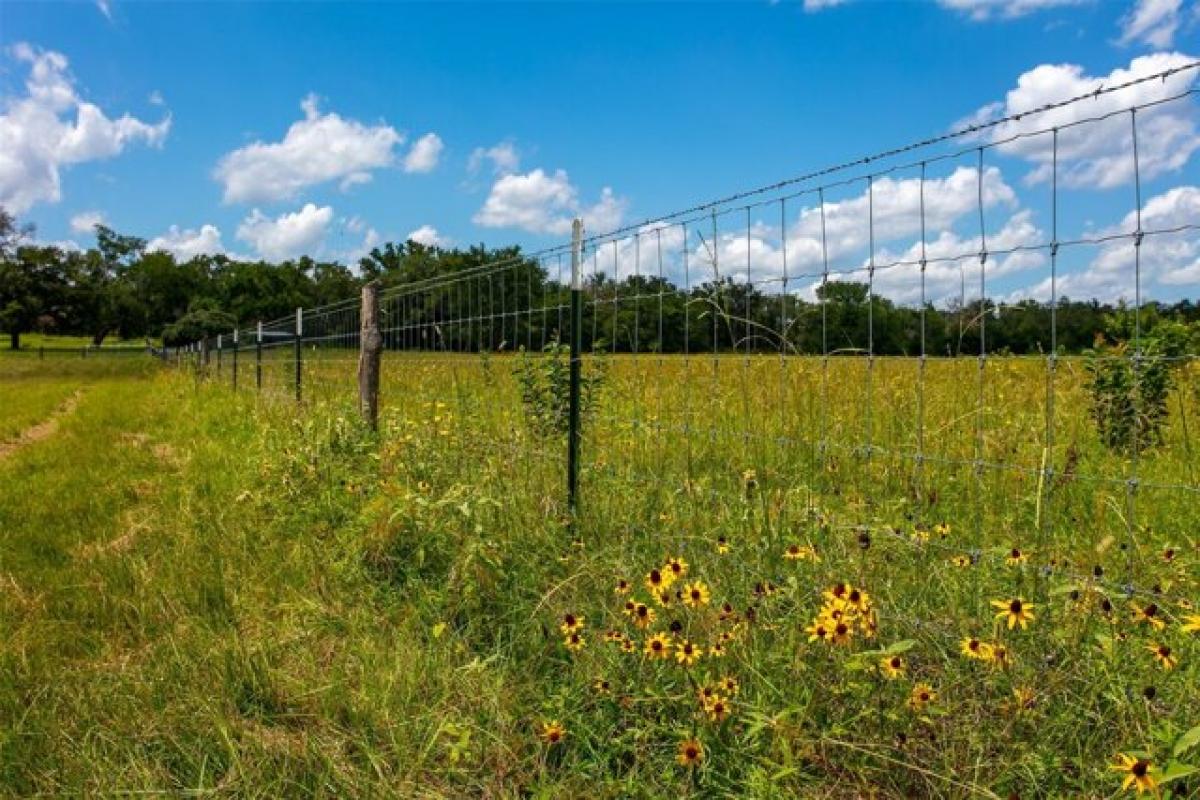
[182,65,1200,618]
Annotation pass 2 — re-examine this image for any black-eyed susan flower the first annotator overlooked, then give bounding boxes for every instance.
[592,678,612,695]
[697,685,717,705]
[604,629,624,644]
[950,554,973,568]
[805,620,831,643]
[1161,546,1176,563]
[559,613,584,636]
[830,620,854,646]
[665,557,688,581]
[719,627,739,644]
[1131,602,1166,630]
[644,632,672,660]
[614,578,631,595]
[1006,547,1028,566]
[539,720,566,744]
[645,568,669,593]
[709,641,727,658]
[1011,686,1036,713]
[992,597,1036,629]
[960,637,992,661]
[715,536,730,555]
[783,543,804,560]
[654,588,674,607]
[824,582,851,604]
[563,631,586,652]
[908,683,936,710]
[1111,753,1158,795]
[1147,642,1177,670]
[631,602,656,629]
[933,522,950,538]
[683,580,711,608]
[704,694,731,722]
[620,637,638,655]
[880,655,905,679]
[676,639,702,667]
[718,602,737,622]
[742,469,758,491]
[1182,614,1200,634]
[988,644,1013,669]
[677,737,704,767]
[845,586,871,614]
[720,675,740,696]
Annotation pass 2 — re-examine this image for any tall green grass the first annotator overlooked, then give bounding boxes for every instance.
[1,354,1197,797]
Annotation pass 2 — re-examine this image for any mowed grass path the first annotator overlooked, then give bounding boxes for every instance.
[0,362,538,797]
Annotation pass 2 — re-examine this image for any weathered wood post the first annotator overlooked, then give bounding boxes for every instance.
[216,334,223,378]
[231,329,239,390]
[358,281,383,429]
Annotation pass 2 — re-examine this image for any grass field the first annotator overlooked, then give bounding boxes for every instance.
[2,348,1198,797]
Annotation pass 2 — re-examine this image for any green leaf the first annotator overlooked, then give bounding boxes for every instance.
[1174,724,1200,758]
[1157,762,1198,784]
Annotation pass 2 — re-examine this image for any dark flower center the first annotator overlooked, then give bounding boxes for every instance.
[890,657,901,668]
[1132,761,1149,777]
[1010,599,1023,613]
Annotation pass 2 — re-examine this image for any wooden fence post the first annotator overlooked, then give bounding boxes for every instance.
[358,281,383,429]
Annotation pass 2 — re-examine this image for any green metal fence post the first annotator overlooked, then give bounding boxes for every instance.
[567,218,583,518]
[294,307,303,404]
[256,321,263,392]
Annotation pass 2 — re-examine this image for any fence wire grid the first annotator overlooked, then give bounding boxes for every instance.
[179,67,1200,623]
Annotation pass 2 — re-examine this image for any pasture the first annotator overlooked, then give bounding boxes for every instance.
[1,349,1198,797]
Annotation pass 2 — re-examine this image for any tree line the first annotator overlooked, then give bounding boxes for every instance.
[2,207,1197,353]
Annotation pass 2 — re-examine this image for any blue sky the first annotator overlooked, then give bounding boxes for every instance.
[1,0,1197,303]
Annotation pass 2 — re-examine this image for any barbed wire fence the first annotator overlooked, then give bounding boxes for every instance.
[178,64,1200,622]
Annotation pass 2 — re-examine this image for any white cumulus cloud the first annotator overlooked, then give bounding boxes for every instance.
[803,0,849,11]
[403,132,443,173]
[936,0,1084,20]
[147,224,226,260]
[468,141,520,175]
[473,167,627,236]
[0,44,170,214]
[214,94,403,204]
[1118,0,1185,48]
[1014,185,1200,302]
[236,203,333,261]
[69,210,105,234]
[960,52,1200,189]
[407,224,449,247]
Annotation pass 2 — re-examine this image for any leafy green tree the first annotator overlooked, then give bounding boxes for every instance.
[161,298,237,346]
[0,244,73,350]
